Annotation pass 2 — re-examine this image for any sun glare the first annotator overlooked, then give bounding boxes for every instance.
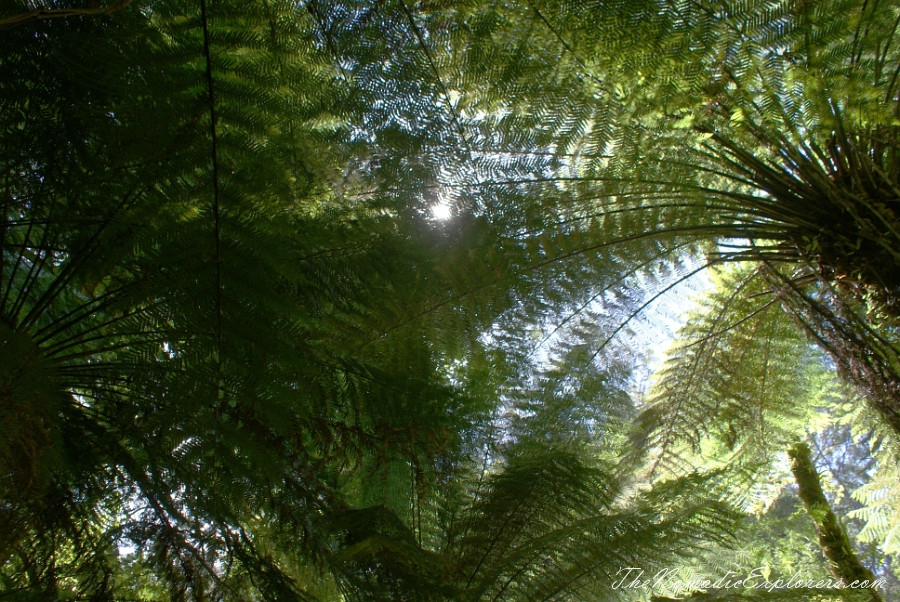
[430,202,453,220]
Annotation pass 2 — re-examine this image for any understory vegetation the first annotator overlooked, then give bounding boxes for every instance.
[1,0,899,600]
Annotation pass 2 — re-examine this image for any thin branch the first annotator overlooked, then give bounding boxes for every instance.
[199,0,224,382]
[0,0,132,31]
[525,2,605,90]
[397,0,472,155]
[527,241,695,358]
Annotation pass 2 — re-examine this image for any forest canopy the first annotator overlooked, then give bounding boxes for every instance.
[1,0,899,600]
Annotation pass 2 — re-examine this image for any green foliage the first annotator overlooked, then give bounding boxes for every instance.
[843,405,900,560]
[632,264,837,484]
[3,0,900,600]
[0,0,489,597]
[631,263,896,600]
[394,0,900,436]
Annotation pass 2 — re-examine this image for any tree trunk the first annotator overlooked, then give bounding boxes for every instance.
[788,441,883,602]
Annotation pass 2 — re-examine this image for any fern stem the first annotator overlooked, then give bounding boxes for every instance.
[398,0,472,155]
[199,0,224,395]
[0,0,133,31]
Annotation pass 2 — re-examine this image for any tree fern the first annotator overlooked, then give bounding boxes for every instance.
[325,322,740,601]
[5,0,900,598]
[379,0,900,437]
[631,263,834,482]
[0,0,474,596]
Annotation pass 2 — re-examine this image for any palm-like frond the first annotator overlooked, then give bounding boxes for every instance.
[631,264,835,483]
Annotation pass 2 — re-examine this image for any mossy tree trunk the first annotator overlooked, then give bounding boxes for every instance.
[789,441,883,602]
